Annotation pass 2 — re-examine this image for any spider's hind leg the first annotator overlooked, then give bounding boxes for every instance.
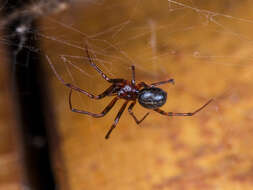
[151,79,175,87]
[154,99,213,116]
[128,101,149,124]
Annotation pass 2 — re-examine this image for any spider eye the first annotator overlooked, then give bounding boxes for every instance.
[138,87,167,109]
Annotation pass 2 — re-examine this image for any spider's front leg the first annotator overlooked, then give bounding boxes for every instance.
[85,45,126,84]
[47,55,108,99]
[131,65,136,85]
[128,101,149,124]
[154,99,213,116]
[69,89,119,118]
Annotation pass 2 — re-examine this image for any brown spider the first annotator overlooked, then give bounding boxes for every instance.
[47,48,212,139]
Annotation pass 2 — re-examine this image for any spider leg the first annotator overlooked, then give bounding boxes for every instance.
[105,101,129,139]
[128,101,149,124]
[69,89,119,117]
[47,55,113,99]
[84,45,113,82]
[138,80,174,88]
[138,82,149,88]
[85,45,126,84]
[151,79,174,87]
[92,84,116,99]
[131,65,136,85]
[154,99,213,116]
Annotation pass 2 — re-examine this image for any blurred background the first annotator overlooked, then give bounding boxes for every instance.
[1,0,253,189]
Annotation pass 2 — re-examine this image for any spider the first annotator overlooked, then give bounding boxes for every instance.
[47,48,212,139]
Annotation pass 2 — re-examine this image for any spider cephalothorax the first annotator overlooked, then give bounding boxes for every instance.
[47,47,212,139]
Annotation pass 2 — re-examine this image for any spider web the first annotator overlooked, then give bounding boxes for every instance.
[1,0,253,189]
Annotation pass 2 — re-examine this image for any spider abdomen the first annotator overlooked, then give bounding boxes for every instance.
[138,87,167,109]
